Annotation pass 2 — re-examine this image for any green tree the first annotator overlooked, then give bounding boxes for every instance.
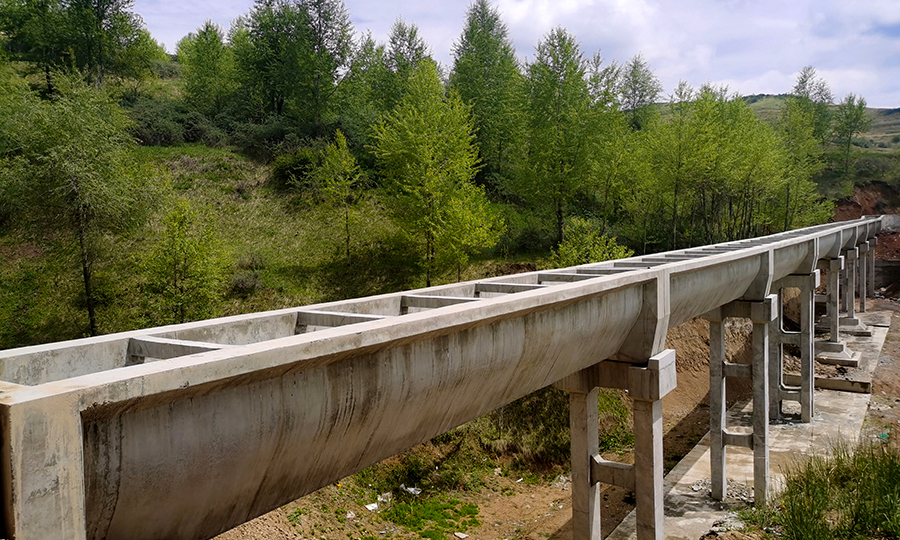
[0,77,153,335]
[144,199,223,325]
[63,0,147,85]
[0,0,70,93]
[315,129,363,262]
[372,61,501,286]
[551,217,633,267]
[232,0,311,117]
[791,66,833,145]
[383,18,431,111]
[332,32,391,154]
[779,93,828,230]
[833,93,871,177]
[177,21,236,117]
[449,0,525,191]
[299,0,353,136]
[618,53,662,130]
[523,27,595,246]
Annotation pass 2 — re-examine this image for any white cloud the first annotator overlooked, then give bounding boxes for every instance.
[134,0,900,107]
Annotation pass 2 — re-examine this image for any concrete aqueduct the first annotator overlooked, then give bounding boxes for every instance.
[0,216,882,540]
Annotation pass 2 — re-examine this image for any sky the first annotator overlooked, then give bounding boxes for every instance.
[134,0,900,108]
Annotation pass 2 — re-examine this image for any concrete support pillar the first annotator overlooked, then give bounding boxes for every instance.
[825,257,843,344]
[704,296,775,506]
[859,243,869,312]
[769,273,817,422]
[555,351,676,540]
[630,350,675,540]
[868,238,877,296]
[569,385,601,540]
[844,248,858,320]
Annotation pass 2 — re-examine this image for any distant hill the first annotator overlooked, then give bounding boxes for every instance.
[741,94,900,153]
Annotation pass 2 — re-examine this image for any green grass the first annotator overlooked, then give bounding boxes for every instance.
[743,441,900,539]
[382,496,480,540]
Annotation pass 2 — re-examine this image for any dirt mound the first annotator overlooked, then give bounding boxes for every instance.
[834,183,900,221]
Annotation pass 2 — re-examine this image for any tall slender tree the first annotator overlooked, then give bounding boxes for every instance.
[177,21,236,117]
[0,78,153,335]
[372,61,501,286]
[524,27,595,245]
[833,93,871,177]
[618,53,662,130]
[449,0,524,191]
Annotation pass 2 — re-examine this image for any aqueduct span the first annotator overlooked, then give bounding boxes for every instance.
[0,216,882,540]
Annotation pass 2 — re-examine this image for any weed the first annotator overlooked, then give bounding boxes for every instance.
[740,441,900,539]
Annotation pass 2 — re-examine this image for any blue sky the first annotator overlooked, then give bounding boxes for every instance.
[134,0,900,108]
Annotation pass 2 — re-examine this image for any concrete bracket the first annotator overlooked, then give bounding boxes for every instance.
[590,455,635,491]
[628,349,677,402]
[740,250,774,301]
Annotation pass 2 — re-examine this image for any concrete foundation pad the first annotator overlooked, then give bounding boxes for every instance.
[815,350,861,367]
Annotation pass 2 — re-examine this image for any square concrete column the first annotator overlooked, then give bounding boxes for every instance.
[825,257,843,344]
[555,351,676,540]
[844,248,858,320]
[749,300,773,507]
[768,273,817,423]
[630,350,676,540]
[706,314,728,501]
[557,370,602,540]
[703,296,774,506]
[868,238,877,296]
[859,243,869,312]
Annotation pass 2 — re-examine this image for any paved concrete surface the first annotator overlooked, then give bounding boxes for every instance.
[608,309,889,540]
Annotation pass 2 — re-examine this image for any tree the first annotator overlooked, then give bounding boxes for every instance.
[449,0,525,191]
[833,93,871,177]
[299,0,353,136]
[383,18,431,111]
[143,199,223,325]
[315,129,363,262]
[0,0,70,93]
[791,66,833,145]
[177,21,236,117]
[63,0,147,85]
[618,53,662,130]
[779,94,828,230]
[232,0,311,117]
[551,217,633,267]
[372,61,502,286]
[523,27,595,246]
[0,77,153,335]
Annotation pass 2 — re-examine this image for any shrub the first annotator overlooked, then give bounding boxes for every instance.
[551,217,634,267]
[126,96,186,146]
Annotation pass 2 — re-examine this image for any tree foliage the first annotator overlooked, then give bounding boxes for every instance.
[833,93,871,177]
[0,76,153,335]
[618,53,662,130]
[315,129,363,261]
[143,199,223,325]
[523,27,594,246]
[551,217,633,267]
[449,0,524,191]
[372,61,502,286]
[177,21,236,117]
